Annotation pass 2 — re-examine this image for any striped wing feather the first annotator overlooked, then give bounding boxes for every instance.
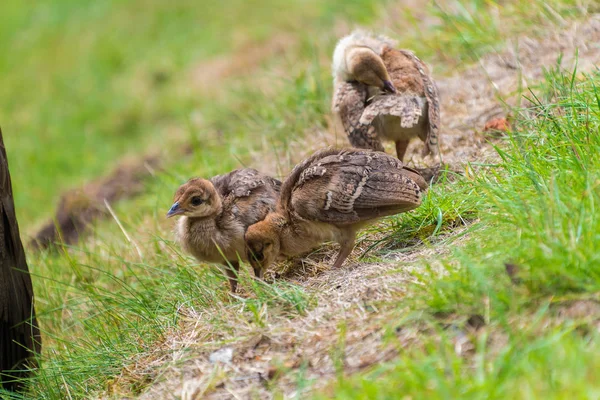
[333,81,385,152]
[211,168,282,230]
[286,149,426,226]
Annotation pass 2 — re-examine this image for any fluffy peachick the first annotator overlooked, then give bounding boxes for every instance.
[332,30,440,162]
[168,169,281,292]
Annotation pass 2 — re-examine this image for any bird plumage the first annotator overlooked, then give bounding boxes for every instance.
[332,31,441,161]
[245,148,427,276]
[332,30,396,81]
[280,148,426,223]
[0,128,41,392]
[332,81,385,152]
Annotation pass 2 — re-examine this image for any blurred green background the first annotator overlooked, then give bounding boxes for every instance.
[1,0,383,227]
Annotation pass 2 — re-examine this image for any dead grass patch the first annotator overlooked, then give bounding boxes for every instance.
[189,34,297,94]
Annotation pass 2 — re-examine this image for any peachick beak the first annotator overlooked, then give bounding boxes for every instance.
[166,202,183,218]
[383,80,397,94]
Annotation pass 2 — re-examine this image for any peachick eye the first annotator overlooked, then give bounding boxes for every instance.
[191,196,204,206]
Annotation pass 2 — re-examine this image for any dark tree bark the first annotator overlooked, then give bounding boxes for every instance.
[0,127,41,391]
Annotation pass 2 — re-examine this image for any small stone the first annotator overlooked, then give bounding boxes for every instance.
[209,347,233,364]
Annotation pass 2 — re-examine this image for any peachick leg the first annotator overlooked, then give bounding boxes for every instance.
[332,237,356,269]
[395,140,410,161]
[253,265,264,280]
[223,262,240,292]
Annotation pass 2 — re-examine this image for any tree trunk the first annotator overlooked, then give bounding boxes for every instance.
[0,127,41,391]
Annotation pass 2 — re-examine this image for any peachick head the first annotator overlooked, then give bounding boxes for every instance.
[244,214,283,273]
[332,33,396,93]
[167,178,222,219]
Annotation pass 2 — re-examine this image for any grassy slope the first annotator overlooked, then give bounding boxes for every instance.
[2,0,598,398]
[320,67,600,399]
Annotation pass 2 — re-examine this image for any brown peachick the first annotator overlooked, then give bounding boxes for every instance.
[332,30,440,162]
[245,148,427,277]
[167,169,281,292]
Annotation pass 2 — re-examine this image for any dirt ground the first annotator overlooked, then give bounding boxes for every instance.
[114,13,600,400]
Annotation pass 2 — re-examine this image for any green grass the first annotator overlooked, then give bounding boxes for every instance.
[1,0,597,398]
[321,331,600,399]
[422,0,583,69]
